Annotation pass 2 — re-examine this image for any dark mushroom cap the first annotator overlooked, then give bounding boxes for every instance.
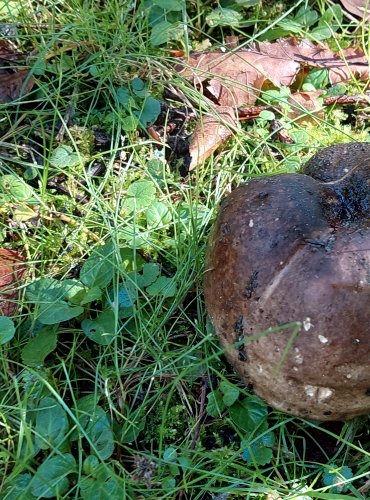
[204,142,370,421]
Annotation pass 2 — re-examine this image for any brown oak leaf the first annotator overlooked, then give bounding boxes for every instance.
[177,48,300,107]
[0,249,26,316]
[252,38,369,84]
[287,90,324,124]
[189,106,237,170]
[176,37,369,168]
[340,0,370,20]
[0,70,34,102]
[0,38,34,102]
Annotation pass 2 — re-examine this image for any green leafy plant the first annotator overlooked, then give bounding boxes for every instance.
[3,390,118,498]
[322,465,353,494]
[49,145,82,168]
[207,383,275,466]
[23,243,177,349]
[206,0,259,29]
[207,384,269,432]
[241,431,275,466]
[0,317,15,344]
[80,459,122,499]
[121,180,157,213]
[261,4,343,41]
[206,380,240,416]
[113,78,161,132]
[160,447,190,492]
[21,326,58,366]
[72,394,115,460]
[144,0,184,46]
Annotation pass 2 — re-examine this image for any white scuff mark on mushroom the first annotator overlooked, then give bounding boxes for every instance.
[304,385,316,397]
[317,387,333,402]
[258,249,303,305]
[318,334,328,343]
[295,353,303,364]
[304,385,333,401]
[303,317,313,331]
[249,219,254,228]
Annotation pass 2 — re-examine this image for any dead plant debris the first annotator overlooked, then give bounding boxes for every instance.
[175,37,370,169]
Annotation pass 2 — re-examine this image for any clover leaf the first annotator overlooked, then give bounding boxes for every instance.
[50,145,81,168]
[122,180,156,213]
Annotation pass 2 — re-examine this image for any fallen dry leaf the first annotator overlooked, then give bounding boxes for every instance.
[0,39,23,62]
[0,249,26,316]
[0,38,34,102]
[189,106,236,170]
[178,49,299,107]
[0,70,34,102]
[270,119,294,144]
[340,0,370,20]
[287,90,324,124]
[252,38,369,85]
[178,38,368,107]
[177,37,369,168]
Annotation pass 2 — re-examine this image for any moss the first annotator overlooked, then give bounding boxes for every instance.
[145,399,191,445]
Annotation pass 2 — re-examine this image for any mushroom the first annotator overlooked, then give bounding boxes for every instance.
[204,142,370,421]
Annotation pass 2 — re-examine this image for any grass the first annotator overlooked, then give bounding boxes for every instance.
[0,0,370,498]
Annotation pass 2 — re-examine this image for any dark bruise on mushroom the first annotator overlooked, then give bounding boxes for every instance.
[204,142,370,421]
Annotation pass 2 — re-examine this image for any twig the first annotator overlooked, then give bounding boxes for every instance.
[237,93,370,121]
[358,477,370,494]
[56,84,80,142]
[177,378,208,500]
[46,180,86,203]
[42,210,101,242]
[323,94,370,106]
[190,376,208,451]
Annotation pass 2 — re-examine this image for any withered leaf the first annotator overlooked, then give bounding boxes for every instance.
[177,37,369,168]
[252,38,369,85]
[189,106,237,170]
[0,39,22,61]
[287,90,324,124]
[0,69,34,102]
[0,38,34,102]
[178,49,300,107]
[0,249,26,316]
[340,0,370,20]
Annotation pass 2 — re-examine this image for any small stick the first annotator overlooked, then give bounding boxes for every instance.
[42,211,101,242]
[190,376,208,451]
[56,84,80,142]
[237,94,370,121]
[358,477,370,494]
[177,379,208,500]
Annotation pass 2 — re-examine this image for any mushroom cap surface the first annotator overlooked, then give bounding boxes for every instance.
[204,142,370,421]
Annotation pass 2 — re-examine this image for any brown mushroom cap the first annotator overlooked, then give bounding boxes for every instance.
[204,142,370,421]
